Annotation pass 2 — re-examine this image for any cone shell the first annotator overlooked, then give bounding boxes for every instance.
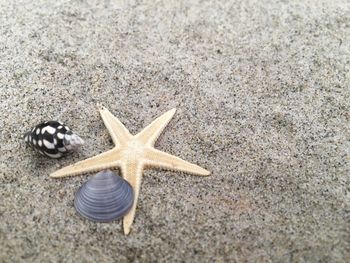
[74,170,134,222]
[24,121,84,158]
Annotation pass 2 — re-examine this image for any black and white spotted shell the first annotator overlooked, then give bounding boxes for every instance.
[24,121,84,158]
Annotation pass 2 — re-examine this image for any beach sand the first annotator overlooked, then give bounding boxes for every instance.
[1,0,349,262]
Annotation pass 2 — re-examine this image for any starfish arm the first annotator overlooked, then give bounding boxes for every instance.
[122,161,144,235]
[99,107,132,147]
[135,108,176,146]
[144,148,210,176]
[50,149,122,178]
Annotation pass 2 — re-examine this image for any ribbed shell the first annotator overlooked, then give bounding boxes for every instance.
[74,170,134,222]
[24,121,84,158]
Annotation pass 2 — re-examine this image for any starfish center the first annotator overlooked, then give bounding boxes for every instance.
[122,139,145,160]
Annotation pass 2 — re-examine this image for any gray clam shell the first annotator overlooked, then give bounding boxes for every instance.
[74,170,134,222]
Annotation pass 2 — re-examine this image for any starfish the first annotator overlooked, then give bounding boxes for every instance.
[51,107,210,234]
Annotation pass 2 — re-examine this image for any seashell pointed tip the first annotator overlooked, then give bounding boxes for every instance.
[71,134,85,146]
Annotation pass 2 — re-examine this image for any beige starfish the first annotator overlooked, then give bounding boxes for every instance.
[51,107,210,234]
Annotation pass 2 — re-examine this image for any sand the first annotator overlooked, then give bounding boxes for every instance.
[1,0,349,262]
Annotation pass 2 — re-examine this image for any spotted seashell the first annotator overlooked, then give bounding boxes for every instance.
[24,121,84,158]
[74,170,134,222]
